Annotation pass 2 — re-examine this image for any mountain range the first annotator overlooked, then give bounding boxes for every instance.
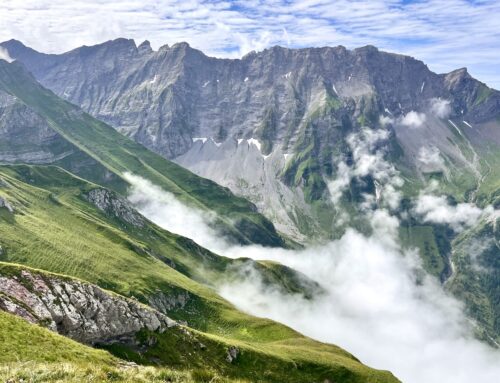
[0,38,499,382]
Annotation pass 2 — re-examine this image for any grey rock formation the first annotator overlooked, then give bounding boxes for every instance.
[0,268,176,344]
[0,100,75,164]
[84,188,145,228]
[148,290,190,314]
[2,40,498,157]
[0,196,13,212]
[226,346,239,363]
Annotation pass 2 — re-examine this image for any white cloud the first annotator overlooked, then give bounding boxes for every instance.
[400,111,427,128]
[379,115,394,126]
[0,1,499,88]
[430,98,452,118]
[0,47,13,62]
[124,173,221,249]
[123,175,500,383]
[413,193,495,232]
[417,146,448,176]
[328,128,402,210]
[328,161,350,204]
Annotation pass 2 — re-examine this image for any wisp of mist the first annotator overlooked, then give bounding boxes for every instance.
[125,172,500,383]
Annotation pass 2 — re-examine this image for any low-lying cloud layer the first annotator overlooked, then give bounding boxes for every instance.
[414,193,494,232]
[125,170,500,383]
[328,128,403,211]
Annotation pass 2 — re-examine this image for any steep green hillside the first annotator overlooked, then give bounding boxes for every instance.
[0,311,244,383]
[0,165,398,383]
[0,60,283,247]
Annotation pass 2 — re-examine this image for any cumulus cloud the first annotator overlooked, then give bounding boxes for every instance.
[125,174,500,383]
[383,111,428,129]
[328,161,351,205]
[328,128,402,210]
[417,146,449,176]
[430,98,452,118]
[401,111,427,128]
[413,193,495,232]
[0,47,13,62]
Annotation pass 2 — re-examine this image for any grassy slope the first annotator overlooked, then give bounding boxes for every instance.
[0,165,397,383]
[0,60,282,247]
[0,310,250,383]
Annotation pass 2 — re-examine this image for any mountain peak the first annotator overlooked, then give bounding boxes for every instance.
[2,39,27,49]
[138,40,153,54]
[444,67,472,90]
[448,67,470,77]
[172,41,191,50]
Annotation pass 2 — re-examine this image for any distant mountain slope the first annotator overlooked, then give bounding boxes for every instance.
[2,38,499,240]
[0,58,284,247]
[0,165,397,383]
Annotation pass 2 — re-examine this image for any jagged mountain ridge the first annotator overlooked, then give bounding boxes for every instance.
[2,38,499,241]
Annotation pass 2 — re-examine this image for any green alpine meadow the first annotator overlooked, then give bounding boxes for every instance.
[1,2,500,382]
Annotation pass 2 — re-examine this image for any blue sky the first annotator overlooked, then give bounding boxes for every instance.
[0,0,499,88]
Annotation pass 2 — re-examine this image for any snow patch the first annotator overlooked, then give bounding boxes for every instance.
[192,137,207,144]
[332,84,338,95]
[420,81,425,93]
[202,81,210,88]
[348,73,353,82]
[237,139,244,145]
[150,75,158,84]
[244,77,249,82]
[284,71,292,79]
[463,121,472,128]
[211,138,221,146]
[448,120,464,137]
[247,138,262,151]
[384,108,393,116]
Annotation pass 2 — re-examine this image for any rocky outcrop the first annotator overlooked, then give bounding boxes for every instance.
[148,290,190,313]
[83,188,145,228]
[0,196,13,212]
[226,346,239,363]
[0,267,176,344]
[0,102,75,164]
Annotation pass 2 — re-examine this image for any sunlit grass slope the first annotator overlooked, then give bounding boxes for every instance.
[0,165,398,383]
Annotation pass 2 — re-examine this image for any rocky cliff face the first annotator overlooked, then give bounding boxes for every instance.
[2,39,499,239]
[84,188,146,228]
[0,92,75,164]
[0,267,176,345]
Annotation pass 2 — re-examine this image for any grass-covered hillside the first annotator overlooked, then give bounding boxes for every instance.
[0,59,283,247]
[0,164,398,383]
